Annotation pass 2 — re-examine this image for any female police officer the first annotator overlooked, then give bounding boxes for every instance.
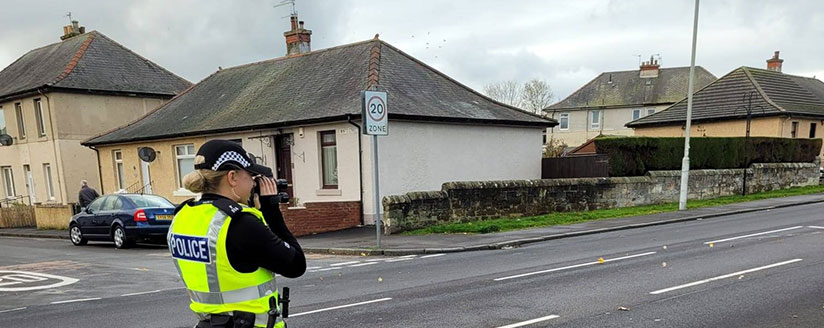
[168,139,305,328]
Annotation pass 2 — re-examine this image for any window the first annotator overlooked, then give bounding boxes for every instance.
[34,99,46,137]
[590,110,601,129]
[791,122,799,138]
[559,113,569,130]
[125,195,174,208]
[87,197,105,213]
[632,109,641,121]
[320,131,338,189]
[43,163,55,200]
[1,166,14,197]
[15,102,25,139]
[810,123,817,139]
[113,150,125,190]
[0,106,6,135]
[175,144,195,188]
[647,109,655,116]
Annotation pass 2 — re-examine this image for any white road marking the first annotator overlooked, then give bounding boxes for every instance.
[306,266,322,270]
[420,254,446,259]
[0,270,79,292]
[808,226,824,230]
[50,297,102,304]
[494,252,657,281]
[0,307,26,314]
[703,226,804,244]
[348,262,378,268]
[649,258,803,295]
[310,267,342,272]
[385,258,415,263]
[290,297,393,317]
[496,315,561,328]
[121,290,162,297]
[329,261,360,267]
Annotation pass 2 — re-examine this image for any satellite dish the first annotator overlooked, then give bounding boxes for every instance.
[138,147,156,162]
[0,134,12,146]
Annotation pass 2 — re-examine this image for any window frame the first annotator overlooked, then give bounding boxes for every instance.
[175,144,196,189]
[809,123,817,139]
[791,121,799,138]
[34,98,46,137]
[647,108,656,116]
[590,110,601,130]
[632,109,641,121]
[319,131,338,189]
[43,163,55,200]
[113,150,125,190]
[14,102,25,139]
[559,113,569,130]
[1,166,15,198]
[0,105,6,135]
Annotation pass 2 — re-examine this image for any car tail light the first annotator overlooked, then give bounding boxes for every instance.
[134,209,147,222]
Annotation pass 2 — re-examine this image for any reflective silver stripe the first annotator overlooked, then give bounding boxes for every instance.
[205,210,228,294]
[188,279,277,305]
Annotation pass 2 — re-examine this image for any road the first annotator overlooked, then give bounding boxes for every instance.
[1,202,823,327]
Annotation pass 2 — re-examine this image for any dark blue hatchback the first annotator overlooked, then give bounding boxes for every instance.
[69,194,176,249]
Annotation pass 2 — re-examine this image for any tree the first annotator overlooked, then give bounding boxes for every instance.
[521,79,554,114]
[483,80,522,108]
[543,136,568,158]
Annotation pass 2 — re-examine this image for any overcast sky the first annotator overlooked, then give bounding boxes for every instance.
[1,0,822,101]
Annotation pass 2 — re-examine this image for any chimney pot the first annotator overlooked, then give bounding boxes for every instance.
[299,21,304,29]
[284,15,312,56]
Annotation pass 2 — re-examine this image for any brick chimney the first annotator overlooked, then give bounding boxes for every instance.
[767,51,783,72]
[639,55,660,78]
[283,14,312,55]
[60,20,86,40]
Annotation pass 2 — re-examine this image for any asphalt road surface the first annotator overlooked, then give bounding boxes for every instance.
[1,202,823,327]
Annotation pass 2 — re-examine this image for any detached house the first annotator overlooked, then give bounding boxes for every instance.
[84,16,555,236]
[0,21,190,205]
[545,57,716,147]
[628,52,824,156]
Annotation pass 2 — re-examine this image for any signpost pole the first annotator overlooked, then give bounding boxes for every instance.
[362,90,388,248]
[372,134,381,248]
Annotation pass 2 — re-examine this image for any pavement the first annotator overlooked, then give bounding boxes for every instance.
[1,199,823,327]
[2,192,824,255]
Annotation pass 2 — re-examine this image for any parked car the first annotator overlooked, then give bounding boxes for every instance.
[69,194,176,249]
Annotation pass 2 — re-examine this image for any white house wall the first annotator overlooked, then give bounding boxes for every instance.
[360,120,544,224]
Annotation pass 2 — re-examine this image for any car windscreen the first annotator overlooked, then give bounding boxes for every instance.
[124,195,174,208]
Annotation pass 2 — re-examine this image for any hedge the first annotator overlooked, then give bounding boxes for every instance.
[593,136,822,176]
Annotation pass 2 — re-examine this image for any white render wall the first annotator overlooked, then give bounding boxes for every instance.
[360,120,545,224]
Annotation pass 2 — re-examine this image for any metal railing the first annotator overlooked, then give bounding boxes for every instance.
[0,195,32,208]
[125,181,154,195]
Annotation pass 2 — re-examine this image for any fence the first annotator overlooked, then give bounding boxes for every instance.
[541,154,609,179]
[0,205,36,228]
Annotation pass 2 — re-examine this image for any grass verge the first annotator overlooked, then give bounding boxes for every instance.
[403,185,824,235]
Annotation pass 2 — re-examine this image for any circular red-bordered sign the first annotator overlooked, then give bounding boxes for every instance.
[367,95,387,121]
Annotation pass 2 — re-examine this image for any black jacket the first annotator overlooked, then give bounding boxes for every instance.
[78,186,100,208]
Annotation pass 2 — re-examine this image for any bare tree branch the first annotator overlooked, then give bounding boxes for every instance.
[483,80,523,108]
[521,79,554,114]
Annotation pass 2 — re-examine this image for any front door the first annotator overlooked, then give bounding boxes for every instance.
[140,160,153,194]
[275,134,294,198]
[23,165,35,203]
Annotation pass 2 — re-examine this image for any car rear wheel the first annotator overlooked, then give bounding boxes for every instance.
[69,224,87,246]
[112,225,133,249]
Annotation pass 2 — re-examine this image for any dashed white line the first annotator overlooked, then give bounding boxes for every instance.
[808,226,824,230]
[420,254,446,259]
[50,297,102,304]
[703,226,804,244]
[329,261,360,267]
[649,258,803,295]
[494,252,657,281]
[496,314,561,328]
[310,267,342,272]
[306,266,322,270]
[121,290,162,297]
[385,258,415,263]
[348,262,378,268]
[290,297,393,317]
[0,307,27,314]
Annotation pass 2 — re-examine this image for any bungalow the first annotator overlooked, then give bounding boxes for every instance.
[83,16,555,235]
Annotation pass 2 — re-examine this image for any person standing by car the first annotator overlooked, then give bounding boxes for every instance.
[168,139,305,328]
[77,180,100,209]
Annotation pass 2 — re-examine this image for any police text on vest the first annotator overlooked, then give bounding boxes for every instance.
[169,234,211,263]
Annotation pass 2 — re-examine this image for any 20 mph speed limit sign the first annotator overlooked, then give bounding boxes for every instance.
[362,90,388,136]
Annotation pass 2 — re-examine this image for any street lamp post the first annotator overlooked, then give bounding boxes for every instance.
[679,0,700,211]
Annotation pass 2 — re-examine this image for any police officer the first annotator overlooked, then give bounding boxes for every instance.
[168,139,306,328]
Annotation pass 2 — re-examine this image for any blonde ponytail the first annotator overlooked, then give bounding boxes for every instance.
[182,155,227,194]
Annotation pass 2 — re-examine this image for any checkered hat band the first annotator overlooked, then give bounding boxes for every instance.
[211,151,250,171]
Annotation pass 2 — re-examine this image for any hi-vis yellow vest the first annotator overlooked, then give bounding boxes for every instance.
[168,199,282,327]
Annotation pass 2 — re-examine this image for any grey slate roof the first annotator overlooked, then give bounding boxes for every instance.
[85,39,554,146]
[626,67,824,127]
[547,66,717,110]
[0,31,191,101]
